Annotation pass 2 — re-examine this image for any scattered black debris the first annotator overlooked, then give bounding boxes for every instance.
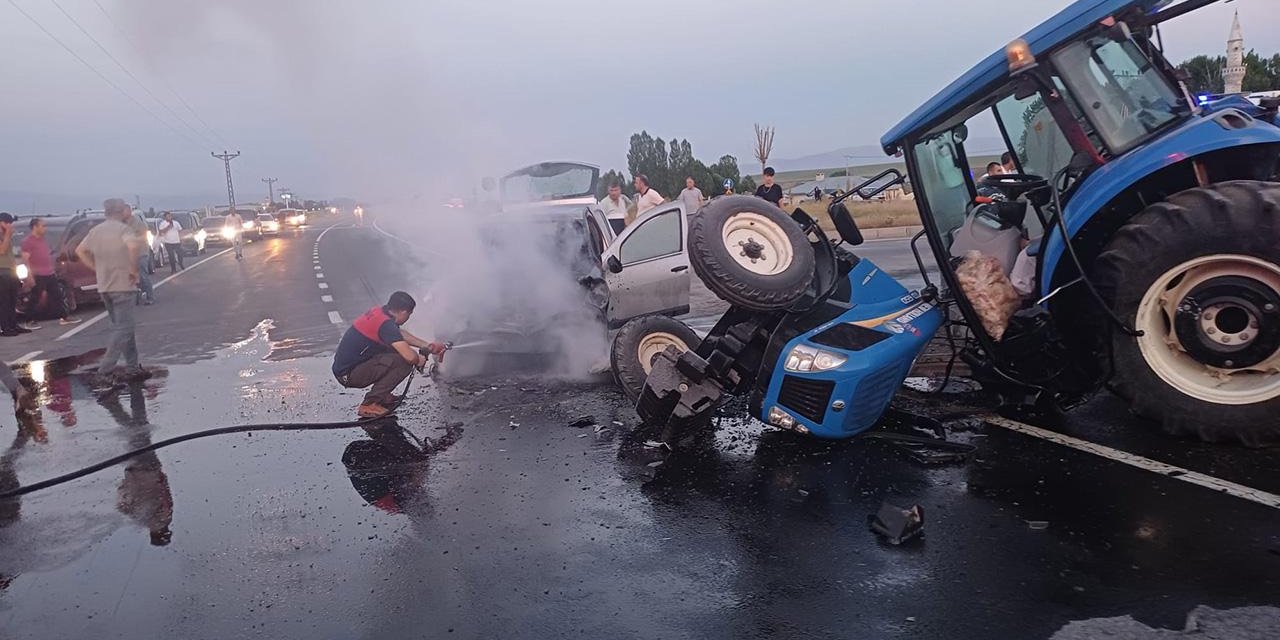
[568,415,595,428]
[508,421,520,429]
[869,502,925,545]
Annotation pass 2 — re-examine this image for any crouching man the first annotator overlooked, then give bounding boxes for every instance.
[332,291,447,418]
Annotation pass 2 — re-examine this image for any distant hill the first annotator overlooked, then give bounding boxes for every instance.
[763,137,1009,176]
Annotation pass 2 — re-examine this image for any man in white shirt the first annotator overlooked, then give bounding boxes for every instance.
[678,177,703,215]
[632,174,663,224]
[225,209,244,260]
[597,182,632,234]
[158,211,184,273]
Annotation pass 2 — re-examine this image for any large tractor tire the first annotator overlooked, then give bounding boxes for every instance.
[688,195,815,311]
[1094,181,1280,446]
[611,315,700,404]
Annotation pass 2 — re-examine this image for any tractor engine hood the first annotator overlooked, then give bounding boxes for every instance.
[1039,109,1280,297]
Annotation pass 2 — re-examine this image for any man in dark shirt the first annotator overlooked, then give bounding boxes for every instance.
[332,291,447,418]
[755,167,783,208]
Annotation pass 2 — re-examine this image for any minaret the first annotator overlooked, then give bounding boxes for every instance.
[1223,11,1246,94]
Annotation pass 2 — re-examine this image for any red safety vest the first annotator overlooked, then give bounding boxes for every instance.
[352,306,393,345]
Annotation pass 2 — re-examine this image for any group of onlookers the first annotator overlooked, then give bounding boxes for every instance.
[596,167,786,234]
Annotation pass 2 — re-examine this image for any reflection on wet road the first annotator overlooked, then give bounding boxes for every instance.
[0,215,1276,639]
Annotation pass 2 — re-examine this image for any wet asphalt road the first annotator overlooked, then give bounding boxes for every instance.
[0,212,1277,639]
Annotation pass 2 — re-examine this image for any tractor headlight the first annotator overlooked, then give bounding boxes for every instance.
[16,264,29,280]
[767,406,796,429]
[221,227,236,240]
[783,344,848,372]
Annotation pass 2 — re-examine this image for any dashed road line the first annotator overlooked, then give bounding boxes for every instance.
[57,246,236,341]
[318,283,329,289]
[327,311,343,324]
[6,350,43,365]
[983,415,1280,510]
[314,265,321,270]
[321,295,333,303]
[315,273,324,279]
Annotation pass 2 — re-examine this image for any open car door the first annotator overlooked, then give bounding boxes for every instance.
[600,204,690,327]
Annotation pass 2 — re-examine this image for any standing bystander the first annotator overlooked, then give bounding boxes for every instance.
[158,211,184,274]
[20,218,80,326]
[755,167,783,208]
[632,175,663,223]
[225,209,244,260]
[678,177,703,214]
[597,182,632,234]
[0,213,27,337]
[76,198,148,382]
[126,213,154,305]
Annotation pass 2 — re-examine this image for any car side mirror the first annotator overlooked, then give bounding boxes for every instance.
[606,255,623,274]
[827,203,864,246]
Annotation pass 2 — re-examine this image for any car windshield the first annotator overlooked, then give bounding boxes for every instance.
[257,215,275,221]
[996,92,1074,180]
[203,218,228,229]
[1052,34,1181,153]
[500,163,598,205]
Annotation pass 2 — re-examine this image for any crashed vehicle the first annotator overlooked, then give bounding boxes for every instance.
[432,161,692,373]
[623,0,1280,446]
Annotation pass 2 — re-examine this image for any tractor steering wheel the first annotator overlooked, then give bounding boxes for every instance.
[981,173,1051,204]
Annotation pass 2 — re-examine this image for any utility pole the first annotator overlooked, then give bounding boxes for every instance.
[843,154,855,193]
[262,177,278,204]
[212,150,241,211]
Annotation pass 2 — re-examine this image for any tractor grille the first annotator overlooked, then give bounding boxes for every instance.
[778,376,835,423]
[847,364,906,430]
[810,323,891,351]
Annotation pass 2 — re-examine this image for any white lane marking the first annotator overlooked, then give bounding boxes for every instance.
[315,273,324,279]
[7,350,42,365]
[315,223,346,245]
[318,283,329,289]
[371,218,440,255]
[983,415,1280,510]
[57,246,236,341]
[314,265,321,270]
[327,311,342,324]
[321,295,333,303]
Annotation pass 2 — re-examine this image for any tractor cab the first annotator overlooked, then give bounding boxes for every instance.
[883,0,1280,444]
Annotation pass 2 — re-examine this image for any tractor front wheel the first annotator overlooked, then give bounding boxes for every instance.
[611,315,701,404]
[1095,181,1280,446]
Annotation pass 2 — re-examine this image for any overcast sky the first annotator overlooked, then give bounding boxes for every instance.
[0,0,1275,204]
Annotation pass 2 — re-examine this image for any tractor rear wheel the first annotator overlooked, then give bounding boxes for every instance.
[688,195,815,311]
[1095,180,1280,446]
[611,315,700,404]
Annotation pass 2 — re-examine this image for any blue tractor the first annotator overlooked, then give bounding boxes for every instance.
[617,0,1280,446]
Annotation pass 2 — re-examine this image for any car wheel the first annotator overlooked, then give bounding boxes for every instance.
[688,195,815,311]
[610,315,701,403]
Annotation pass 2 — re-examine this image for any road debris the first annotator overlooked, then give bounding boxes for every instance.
[508,421,520,429]
[1027,520,1049,531]
[568,415,595,428]
[869,502,925,545]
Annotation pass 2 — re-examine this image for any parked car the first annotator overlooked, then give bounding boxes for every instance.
[256,213,280,236]
[175,211,207,256]
[200,215,238,247]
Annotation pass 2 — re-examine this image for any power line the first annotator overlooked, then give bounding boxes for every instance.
[45,0,219,148]
[3,0,205,149]
[89,0,231,148]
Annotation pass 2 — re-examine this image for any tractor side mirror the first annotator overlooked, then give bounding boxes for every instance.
[828,203,864,246]
[606,255,623,273]
[481,177,496,192]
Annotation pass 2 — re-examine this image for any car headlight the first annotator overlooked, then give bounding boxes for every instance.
[242,221,255,230]
[146,230,155,246]
[221,227,236,240]
[16,264,29,280]
[784,344,848,372]
[265,221,278,230]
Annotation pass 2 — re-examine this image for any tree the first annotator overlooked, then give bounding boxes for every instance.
[1178,54,1224,94]
[739,175,757,194]
[1242,50,1280,92]
[753,123,775,174]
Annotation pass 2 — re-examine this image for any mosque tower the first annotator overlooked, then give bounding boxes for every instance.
[1223,11,1246,94]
